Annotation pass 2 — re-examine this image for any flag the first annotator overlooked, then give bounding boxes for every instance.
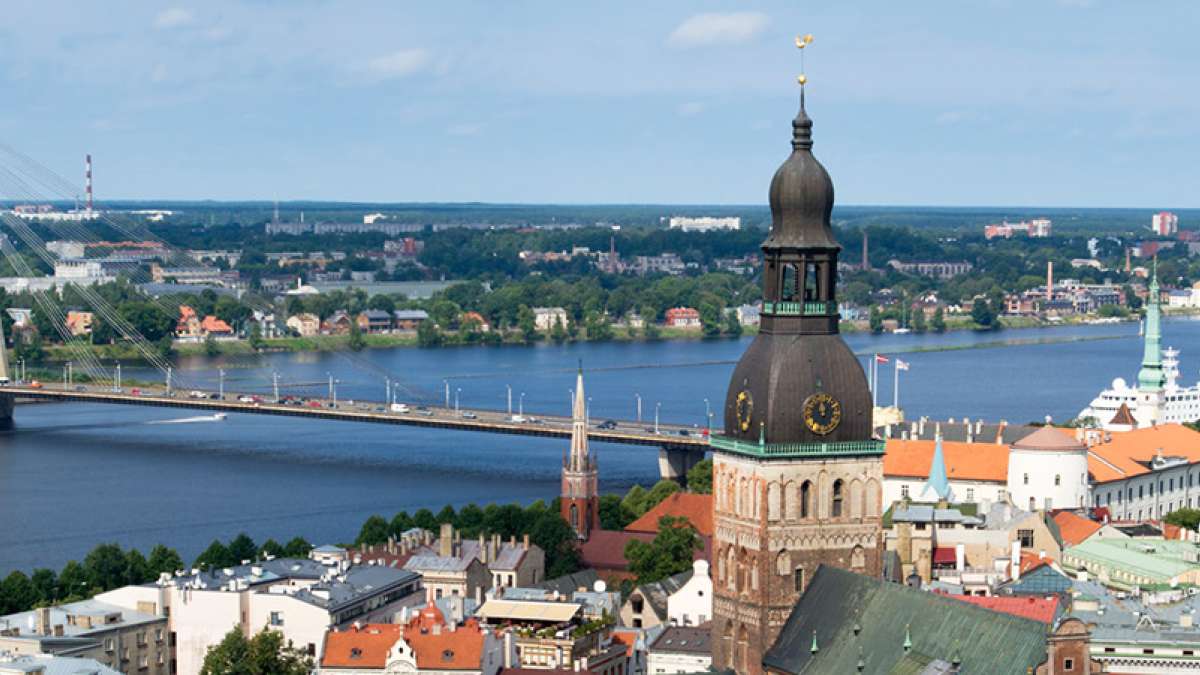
[875,354,889,364]
[896,359,910,371]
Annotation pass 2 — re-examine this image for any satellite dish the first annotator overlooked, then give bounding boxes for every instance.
[594,580,607,593]
[1113,377,1127,391]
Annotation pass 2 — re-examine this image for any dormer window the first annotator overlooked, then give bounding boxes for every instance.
[350,648,362,660]
[442,649,455,661]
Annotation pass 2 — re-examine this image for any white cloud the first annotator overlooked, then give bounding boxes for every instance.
[668,12,768,48]
[154,8,195,30]
[363,49,432,80]
[677,101,705,117]
[446,123,484,137]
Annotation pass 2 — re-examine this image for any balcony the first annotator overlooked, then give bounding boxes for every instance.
[762,301,836,317]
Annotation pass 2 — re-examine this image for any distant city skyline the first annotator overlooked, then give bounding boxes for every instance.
[1,2,1197,208]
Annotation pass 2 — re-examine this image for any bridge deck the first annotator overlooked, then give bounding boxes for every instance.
[1,384,712,450]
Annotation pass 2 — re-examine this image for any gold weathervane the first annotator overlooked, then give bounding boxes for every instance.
[795,33,813,86]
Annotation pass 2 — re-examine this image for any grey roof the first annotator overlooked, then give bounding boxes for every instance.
[536,569,600,596]
[632,569,693,623]
[405,554,477,573]
[1067,578,1200,645]
[313,544,344,553]
[0,598,163,641]
[648,625,712,655]
[138,282,236,297]
[892,506,972,525]
[393,309,429,320]
[360,310,392,321]
[0,654,122,675]
[885,421,1041,445]
[763,566,1049,675]
[165,557,418,612]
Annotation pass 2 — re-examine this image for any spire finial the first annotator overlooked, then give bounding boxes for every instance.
[792,33,814,150]
[578,358,583,374]
[903,624,913,653]
[810,630,819,654]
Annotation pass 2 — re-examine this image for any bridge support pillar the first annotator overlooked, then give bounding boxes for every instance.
[658,446,705,485]
[0,394,12,430]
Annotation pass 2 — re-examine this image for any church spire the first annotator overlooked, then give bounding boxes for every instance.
[1138,258,1165,392]
[569,365,589,470]
[921,424,952,502]
[562,366,598,540]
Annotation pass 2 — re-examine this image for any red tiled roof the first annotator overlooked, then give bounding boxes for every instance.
[201,315,233,333]
[883,439,1009,483]
[1088,424,1200,483]
[178,305,196,319]
[944,594,1059,625]
[1012,426,1084,452]
[580,530,653,571]
[1052,511,1103,547]
[625,493,714,537]
[321,624,401,668]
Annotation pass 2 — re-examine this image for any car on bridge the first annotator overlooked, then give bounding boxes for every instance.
[597,419,618,430]
[390,403,410,413]
[462,412,478,419]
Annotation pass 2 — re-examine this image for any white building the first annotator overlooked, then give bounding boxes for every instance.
[96,557,421,675]
[667,216,740,232]
[665,560,712,627]
[532,307,569,332]
[1006,426,1089,511]
[1152,211,1179,237]
[646,625,712,674]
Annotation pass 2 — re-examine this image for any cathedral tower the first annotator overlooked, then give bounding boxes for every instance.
[710,55,884,674]
[561,368,599,539]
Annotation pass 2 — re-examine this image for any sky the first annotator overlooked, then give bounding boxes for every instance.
[1,1,1197,208]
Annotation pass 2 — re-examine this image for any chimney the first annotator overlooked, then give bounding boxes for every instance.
[440,523,454,558]
[504,631,514,668]
[509,535,516,548]
[955,544,965,572]
[965,420,973,444]
[37,607,50,636]
[523,534,530,550]
[1011,541,1021,581]
[1047,261,1054,300]
[479,534,488,564]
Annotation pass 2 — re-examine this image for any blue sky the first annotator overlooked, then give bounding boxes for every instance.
[1,1,1197,207]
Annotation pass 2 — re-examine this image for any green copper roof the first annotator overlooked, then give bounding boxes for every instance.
[710,434,884,458]
[763,566,1048,675]
[1139,261,1166,391]
[1064,538,1200,583]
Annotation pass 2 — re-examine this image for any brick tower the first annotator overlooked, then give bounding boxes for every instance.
[561,368,599,539]
[709,74,884,674]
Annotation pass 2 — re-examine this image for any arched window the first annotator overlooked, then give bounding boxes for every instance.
[851,545,866,570]
[569,503,579,530]
[832,480,844,518]
[781,264,798,301]
[800,481,812,519]
[1054,474,1061,487]
[776,550,790,576]
[804,262,819,301]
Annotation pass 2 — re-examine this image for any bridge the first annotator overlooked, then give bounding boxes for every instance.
[0,377,711,480]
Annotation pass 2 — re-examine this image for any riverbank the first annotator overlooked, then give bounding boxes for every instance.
[37,311,1147,363]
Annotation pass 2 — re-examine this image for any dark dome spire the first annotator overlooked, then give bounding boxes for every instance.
[764,86,838,249]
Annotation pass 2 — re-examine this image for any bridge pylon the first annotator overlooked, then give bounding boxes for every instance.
[0,318,13,427]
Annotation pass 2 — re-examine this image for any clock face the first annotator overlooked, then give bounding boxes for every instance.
[803,393,842,435]
[735,390,753,432]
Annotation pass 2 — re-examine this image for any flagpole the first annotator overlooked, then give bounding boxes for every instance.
[872,354,878,409]
[894,359,900,409]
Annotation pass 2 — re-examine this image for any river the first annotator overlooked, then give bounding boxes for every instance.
[1,318,1195,574]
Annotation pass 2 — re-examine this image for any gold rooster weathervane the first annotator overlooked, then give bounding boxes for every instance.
[795,33,813,86]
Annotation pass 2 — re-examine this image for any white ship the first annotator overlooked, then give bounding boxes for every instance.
[1077,268,1200,428]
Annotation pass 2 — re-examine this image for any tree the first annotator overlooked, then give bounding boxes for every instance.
[550,316,567,342]
[228,533,258,564]
[260,539,285,559]
[624,516,700,584]
[911,307,927,333]
[869,306,883,334]
[620,485,648,518]
[201,626,312,675]
[195,540,234,569]
[686,458,713,494]
[417,320,444,347]
[389,511,413,536]
[147,545,184,577]
[84,543,129,592]
[30,568,57,605]
[283,537,312,558]
[57,560,89,601]
[699,302,722,338]
[931,306,946,333]
[644,479,681,512]
[412,508,438,531]
[971,298,996,329]
[248,322,265,350]
[348,320,366,351]
[118,301,175,342]
[599,494,633,530]
[14,333,44,364]
[723,311,743,337]
[584,312,613,341]
[436,505,457,524]
[356,515,390,546]
[124,549,151,585]
[1166,508,1200,531]
[204,334,220,357]
[529,511,582,578]
[0,572,37,614]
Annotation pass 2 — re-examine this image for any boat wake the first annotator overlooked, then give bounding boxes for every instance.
[146,413,228,425]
